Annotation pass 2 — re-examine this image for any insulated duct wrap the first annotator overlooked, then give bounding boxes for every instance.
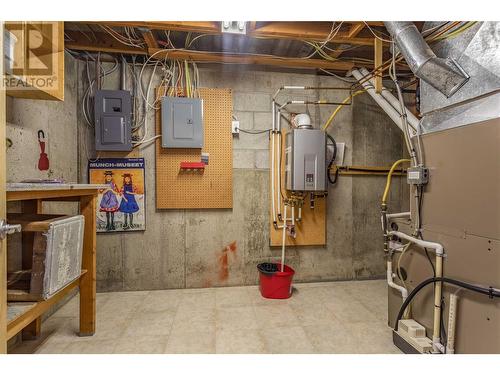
[384,21,470,98]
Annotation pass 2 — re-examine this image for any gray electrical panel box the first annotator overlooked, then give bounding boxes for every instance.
[94,90,132,151]
[161,97,204,148]
[285,128,327,192]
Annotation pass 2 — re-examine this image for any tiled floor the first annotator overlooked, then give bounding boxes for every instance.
[10,279,401,354]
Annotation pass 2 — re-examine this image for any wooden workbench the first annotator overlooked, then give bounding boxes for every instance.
[2,183,104,351]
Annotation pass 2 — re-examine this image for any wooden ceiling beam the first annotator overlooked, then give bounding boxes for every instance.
[373,38,383,93]
[147,47,360,71]
[347,23,365,38]
[65,28,387,72]
[80,21,220,34]
[346,21,384,26]
[250,22,378,45]
[65,30,364,71]
[329,23,366,59]
[64,30,147,55]
[141,30,158,49]
[76,21,384,46]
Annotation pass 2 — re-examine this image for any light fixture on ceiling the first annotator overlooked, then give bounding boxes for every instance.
[221,21,247,35]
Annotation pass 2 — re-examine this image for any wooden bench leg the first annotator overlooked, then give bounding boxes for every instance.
[79,195,96,336]
[21,317,41,340]
[20,200,43,341]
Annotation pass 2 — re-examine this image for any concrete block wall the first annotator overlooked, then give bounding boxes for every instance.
[75,63,407,292]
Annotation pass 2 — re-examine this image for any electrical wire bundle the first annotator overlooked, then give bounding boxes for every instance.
[131,50,200,147]
[79,52,120,161]
[100,25,146,48]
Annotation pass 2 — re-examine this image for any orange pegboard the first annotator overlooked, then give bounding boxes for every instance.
[155,88,233,209]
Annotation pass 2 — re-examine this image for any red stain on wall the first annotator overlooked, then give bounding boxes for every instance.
[218,241,237,282]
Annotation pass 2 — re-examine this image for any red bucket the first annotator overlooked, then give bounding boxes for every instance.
[258,263,295,299]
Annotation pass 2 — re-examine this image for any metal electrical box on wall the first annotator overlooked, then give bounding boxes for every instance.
[285,128,327,192]
[161,97,204,148]
[94,90,132,151]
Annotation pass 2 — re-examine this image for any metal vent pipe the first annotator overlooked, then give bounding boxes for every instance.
[384,21,469,98]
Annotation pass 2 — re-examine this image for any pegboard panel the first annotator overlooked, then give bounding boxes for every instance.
[155,88,233,209]
[269,130,326,246]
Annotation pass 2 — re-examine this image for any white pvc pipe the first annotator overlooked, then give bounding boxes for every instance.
[388,230,444,256]
[351,69,408,134]
[359,67,418,136]
[281,205,287,272]
[381,212,411,232]
[387,260,408,301]
[389,230,445,353]
[446,293,458,354]
[387,212,411,219]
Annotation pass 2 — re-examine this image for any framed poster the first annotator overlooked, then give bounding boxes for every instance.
[89,158,146,233]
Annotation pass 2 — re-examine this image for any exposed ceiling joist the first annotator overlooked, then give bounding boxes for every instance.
[147,48,358,71]
[250,22,378,45]
[141,30,158,49]
[65,30,147,55]
[83,21,220,33]
[65,30,367,71]
[330,23,366,58]
[76,21,384,45]
[347,23,366,38]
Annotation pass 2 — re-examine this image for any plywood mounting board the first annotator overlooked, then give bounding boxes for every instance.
[156,88,233,209]
[269,130,326,246]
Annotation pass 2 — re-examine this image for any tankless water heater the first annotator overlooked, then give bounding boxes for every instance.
[285,128,327,192]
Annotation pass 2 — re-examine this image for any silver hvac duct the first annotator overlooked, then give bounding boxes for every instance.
[384,21,469,98]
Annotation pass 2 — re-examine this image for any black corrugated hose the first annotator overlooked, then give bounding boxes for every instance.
[395,277,500,331]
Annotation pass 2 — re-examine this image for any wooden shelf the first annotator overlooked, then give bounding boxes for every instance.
[6,271,86,340]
